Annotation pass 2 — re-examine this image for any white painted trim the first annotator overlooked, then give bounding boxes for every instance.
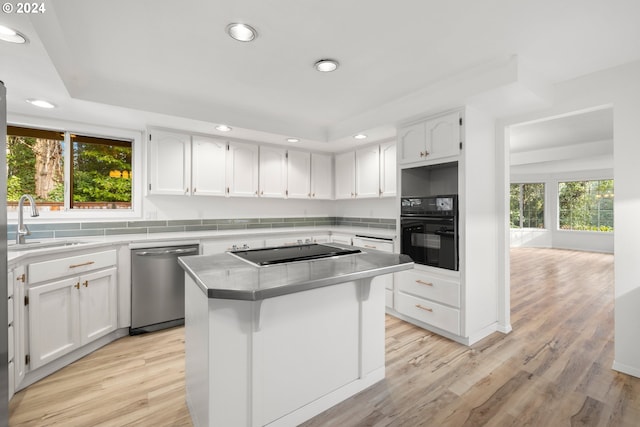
[612,361,640,379]
[7,114,144,221]
[266,368,385,427]
[466,322,500,346]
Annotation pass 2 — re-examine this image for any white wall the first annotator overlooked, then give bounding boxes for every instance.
[498,59,640,378]
[332,197,396,219]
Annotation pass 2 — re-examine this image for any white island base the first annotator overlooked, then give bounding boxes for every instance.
[184,274,388,427]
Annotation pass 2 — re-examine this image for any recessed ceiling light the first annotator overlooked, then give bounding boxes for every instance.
[314,59,339,72]
[0,25,27,44]
[226,23,257,42]
[354,134,367,140]
[215,124,232,132]
[286,138,300,143]
[26,99,56,109]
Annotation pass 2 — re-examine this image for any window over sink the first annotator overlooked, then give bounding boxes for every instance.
[6,124,140,218]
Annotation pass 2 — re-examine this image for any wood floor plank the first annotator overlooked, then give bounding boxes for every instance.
[9,248,640,426]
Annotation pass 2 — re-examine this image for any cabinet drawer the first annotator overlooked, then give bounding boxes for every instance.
[396,292,460,335]
[396,269,460,307]
[352,237,394,253]
[28,250,117,284]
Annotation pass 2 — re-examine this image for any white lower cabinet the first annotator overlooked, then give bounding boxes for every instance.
[330,234,353,245]
[352,236,395,309]
[11,266,26,395]
[394,268,461,336]
[28,267,117,370]
[395,292,460,335]
[201,239,265,255]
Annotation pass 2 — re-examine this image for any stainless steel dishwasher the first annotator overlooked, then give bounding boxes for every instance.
[130,244,199,334]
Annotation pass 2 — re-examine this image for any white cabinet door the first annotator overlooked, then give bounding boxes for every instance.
[148,130,191,195]
[258,146,287,198]
[335,151,356,199]
[28,277,81,370]
[425,111,461,160]
[79,268,117,345]
[12,266,26,390]
[398,122,426,164]
[379,142,397,197]
[7,270,14,399]
[287,150,311,199]
[227,142,259,197]
[310,153,333,199]
[355,146,380,198]
[191,136,227,196]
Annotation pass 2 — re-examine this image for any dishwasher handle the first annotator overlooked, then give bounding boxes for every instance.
[135,247,199,256]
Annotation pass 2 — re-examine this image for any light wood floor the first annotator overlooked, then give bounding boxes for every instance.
[9,248,640,426]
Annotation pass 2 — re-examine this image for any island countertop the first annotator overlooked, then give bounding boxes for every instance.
[178,244,414,301]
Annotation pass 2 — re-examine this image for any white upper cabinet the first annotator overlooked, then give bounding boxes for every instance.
[148,130,191,195]
[259,146,287,198]
[335,143,396,199]
[227,141,259,197]
[355,146,380,198]
[287,150,311,199]
[335,151,356,199]
[310,153,333,199]
[398,122,425,165]
[379,141,397,197]
[192,136,227,196]
[148,128,337,200]
[398,111,461,164]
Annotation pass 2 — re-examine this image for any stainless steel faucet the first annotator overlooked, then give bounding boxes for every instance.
[16,194,39,244]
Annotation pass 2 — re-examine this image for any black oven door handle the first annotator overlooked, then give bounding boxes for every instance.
[434,230,455,236]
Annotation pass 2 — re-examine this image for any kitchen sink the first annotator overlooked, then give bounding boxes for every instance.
[7,240,89,252]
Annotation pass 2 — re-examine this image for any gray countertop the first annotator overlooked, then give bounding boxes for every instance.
[178,244,413,301]
[7,225,396,264]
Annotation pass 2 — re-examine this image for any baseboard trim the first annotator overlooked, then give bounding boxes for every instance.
[612,360,640,379]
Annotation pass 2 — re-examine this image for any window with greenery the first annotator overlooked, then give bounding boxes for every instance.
[558,179,613,232]
[510,183,545,228]
[6,126,132,211]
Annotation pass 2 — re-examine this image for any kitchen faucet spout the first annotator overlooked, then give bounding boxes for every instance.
[16,194,39,244]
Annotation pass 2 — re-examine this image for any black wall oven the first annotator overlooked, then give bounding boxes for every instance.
[400,195,458,271]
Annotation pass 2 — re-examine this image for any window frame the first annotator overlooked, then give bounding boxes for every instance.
[557,178,614,233]
[6,117,143,220]
[510,182,546,230]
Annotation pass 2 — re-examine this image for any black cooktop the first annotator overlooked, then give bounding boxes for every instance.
[230,243,361,266]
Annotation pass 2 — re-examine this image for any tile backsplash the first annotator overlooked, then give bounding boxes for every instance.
[7,216,396,241]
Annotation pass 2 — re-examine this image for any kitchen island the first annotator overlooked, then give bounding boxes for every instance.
[179,244,413,427]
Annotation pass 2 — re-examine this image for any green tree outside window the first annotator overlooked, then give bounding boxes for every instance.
[558,180,613,232]
[510,183,545,229]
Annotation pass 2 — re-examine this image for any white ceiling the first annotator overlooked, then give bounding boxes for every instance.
[510,108,614,153]
[1,0,639,150]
